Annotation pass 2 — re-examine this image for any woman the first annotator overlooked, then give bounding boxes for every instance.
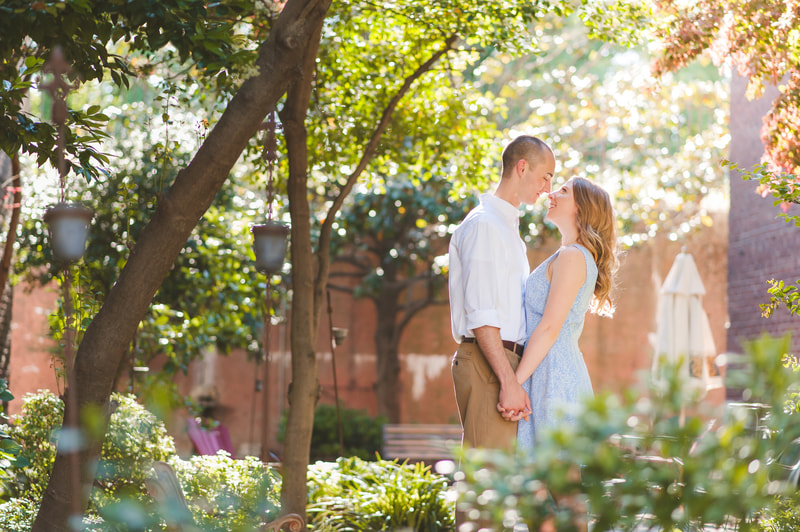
[514,176,618,447]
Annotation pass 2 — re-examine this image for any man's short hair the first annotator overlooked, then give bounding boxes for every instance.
[501,136,551,178]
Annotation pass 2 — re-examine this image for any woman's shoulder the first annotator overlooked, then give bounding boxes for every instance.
[570,243,598,268]
[555,245,585,263]
[547,245,586,280]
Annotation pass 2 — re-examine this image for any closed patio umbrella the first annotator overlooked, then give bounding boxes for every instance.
[652,248,723,394]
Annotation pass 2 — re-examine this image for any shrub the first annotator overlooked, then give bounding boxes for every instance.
[307,456,455,531]
[756,493,800,531]
[278,403,386,462]
[0,497,39,531]
[0,379,23,499]
[170,453,281,532]
[3,390,176,503]
[96,393,178,498]
[3,389,65,501]
[1,392,281,531]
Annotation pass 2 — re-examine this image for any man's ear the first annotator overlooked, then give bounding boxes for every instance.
[515,158,527,177]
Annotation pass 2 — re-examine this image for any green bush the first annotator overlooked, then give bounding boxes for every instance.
[756,493,800,531]
[0,379,23,499]
[4,389,65,501]
[278,403,386,462]
[307,456,455,531]
[3,391,176,503]
[170,453,281,532]
[0,497,39,531]
[97,394,178,497]
[0,391,282,531]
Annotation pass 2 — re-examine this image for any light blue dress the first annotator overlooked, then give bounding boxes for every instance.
[517,244,597,449]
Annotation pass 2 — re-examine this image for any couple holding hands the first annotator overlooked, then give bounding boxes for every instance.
[449,135,619,453]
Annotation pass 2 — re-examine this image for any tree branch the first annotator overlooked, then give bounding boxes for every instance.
[326,283,355,294]
[328,271,369,280]
[313,33,459,294]
[397,292,448,332]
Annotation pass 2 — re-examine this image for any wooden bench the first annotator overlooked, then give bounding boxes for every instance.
[382,424,462,463]
[145,461,304,532]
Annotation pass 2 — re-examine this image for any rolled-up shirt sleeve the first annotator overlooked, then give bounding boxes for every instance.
[459,222,508,332]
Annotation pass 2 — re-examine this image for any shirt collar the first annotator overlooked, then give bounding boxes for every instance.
[480,193,520,229]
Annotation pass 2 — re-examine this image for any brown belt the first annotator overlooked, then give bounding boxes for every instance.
[461,336,524,357]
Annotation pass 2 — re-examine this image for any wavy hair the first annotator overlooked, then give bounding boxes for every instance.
[571,177,619,317]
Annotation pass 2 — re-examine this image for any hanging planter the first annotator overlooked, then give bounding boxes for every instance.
[43,202,93,262]
[251,220,289,274]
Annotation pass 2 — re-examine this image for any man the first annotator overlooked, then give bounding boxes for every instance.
[449,135,555,449]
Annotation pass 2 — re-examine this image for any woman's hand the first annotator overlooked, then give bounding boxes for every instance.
[497,401,531,422]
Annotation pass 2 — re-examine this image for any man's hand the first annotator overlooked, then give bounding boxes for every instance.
[497,380,531,422]
[472,326,530,422]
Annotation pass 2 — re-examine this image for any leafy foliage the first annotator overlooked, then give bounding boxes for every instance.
[0,380,23,498]
[0,0,256,183]
[95,395,177,497]
[306,0,653,203]
[331,174,475,304]
[2,390,64,501]
[307,456,454,531]
[0,391,282,531]
[648,0,800,192]
[724,161,800,225]
[3,391,176,502]
[0,496,40,532]
[762,279,800,319]
[756,493,800,532]
[722,161,800,318]
[169,454,282,532]
[456,333,800,531]
[15,93,275,385]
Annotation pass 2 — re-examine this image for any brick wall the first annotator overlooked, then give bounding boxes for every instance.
[727,73,800,375]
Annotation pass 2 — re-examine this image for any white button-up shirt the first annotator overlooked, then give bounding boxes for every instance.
[449,194,529,344]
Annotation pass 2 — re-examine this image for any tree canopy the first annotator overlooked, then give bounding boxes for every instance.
[648,0,800,178]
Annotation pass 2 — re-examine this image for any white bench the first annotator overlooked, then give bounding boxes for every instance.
[382,424,462,463]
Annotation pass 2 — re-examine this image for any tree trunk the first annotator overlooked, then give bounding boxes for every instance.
[374,313,402,423]
[0,153,21,293]
[0,153,17,402]
[31,2,332,529]
[278,9,326,523]
[374,264,403,423]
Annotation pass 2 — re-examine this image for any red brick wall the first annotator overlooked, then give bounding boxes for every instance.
[727,73,800,374]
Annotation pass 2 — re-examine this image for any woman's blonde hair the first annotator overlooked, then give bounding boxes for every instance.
[571,177,619,317]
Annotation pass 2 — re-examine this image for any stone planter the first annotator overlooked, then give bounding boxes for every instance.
[43,202,93,262]
[251,221,289,273]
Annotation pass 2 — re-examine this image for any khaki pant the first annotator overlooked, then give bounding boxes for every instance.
[451,340,521,450]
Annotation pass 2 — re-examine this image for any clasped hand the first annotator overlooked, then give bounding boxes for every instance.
[497,382,531,422]
[497,402,531,422]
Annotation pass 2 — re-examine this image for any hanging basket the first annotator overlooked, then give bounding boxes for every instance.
[251,221,290,274]
[43,202,93,263]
